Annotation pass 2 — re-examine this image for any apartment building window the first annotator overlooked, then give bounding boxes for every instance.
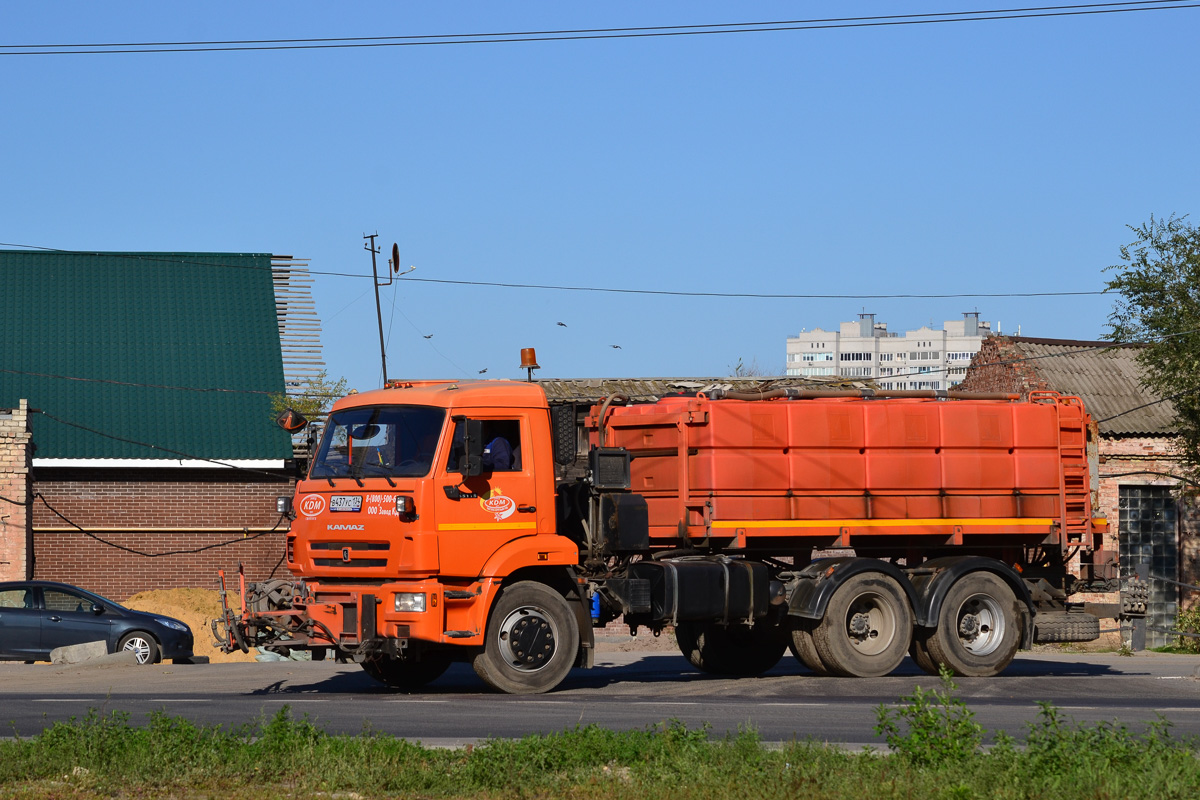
[878,353,894,362]
[912,381,941,390]
[801,367,836,377]
[909,351,940,361]
[803,352,834,362]
[840,367,873,377]
[839,352,872,362]
[879,367,894,376]
[947,352,974,361]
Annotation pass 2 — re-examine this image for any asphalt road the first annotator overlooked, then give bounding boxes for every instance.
[3,647,1199,747]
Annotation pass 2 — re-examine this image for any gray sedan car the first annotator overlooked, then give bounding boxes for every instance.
[0,580,193,664]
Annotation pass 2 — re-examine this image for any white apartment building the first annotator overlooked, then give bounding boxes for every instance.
[785,313,992,390]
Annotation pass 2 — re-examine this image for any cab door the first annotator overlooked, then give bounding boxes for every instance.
[434,414,540,578]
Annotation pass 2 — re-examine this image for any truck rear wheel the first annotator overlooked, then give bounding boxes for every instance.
[788,618,830,675]
[812,573,912,677]
[361,654,451,691]
[918,571,1020,677]
[472,581,579,695]
[675,619,786,676]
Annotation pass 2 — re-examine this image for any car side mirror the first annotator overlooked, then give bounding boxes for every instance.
[91,603,104,615]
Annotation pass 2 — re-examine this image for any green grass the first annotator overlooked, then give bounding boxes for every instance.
[2,690,1198,800]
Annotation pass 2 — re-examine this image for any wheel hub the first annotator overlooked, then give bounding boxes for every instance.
[498,608,556,671]
[849,612,872,638]
[959,613,980,640]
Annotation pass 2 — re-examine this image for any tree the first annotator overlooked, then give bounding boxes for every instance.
[269,370,349,425]
[1104,214,1200,486]
[728,357,774,378]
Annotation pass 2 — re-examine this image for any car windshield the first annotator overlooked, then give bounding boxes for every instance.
[310,406,447,480]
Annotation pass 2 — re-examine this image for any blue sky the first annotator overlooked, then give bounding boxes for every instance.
[3,2,1197,392]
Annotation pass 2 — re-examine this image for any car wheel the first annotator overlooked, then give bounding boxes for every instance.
[118,632,160,665]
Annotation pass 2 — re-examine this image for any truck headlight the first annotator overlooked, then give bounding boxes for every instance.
[394,592,426,613]
[395,495,414,518]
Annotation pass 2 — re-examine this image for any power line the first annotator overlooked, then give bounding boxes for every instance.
[0,242,367,279]
[34,410,294,482]
[1,2,1195,55]
[397,276,1107,300]
[0,240,1111,299]
[35,494,290,558]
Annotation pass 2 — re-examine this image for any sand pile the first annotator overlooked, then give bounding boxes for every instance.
[122,588,257,663]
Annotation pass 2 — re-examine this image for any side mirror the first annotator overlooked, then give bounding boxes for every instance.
[91,603,104,615]
[453,418,484,477]
[276,408,309,433]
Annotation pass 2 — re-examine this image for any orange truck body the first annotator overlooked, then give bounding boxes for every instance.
[596,389,1102,554]
[216,380,1134,693]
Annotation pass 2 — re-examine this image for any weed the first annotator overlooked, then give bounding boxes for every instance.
[1175,605,1200,654]
[874,665,983,768]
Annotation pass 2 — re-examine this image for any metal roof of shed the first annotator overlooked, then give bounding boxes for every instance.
[985,337,1176,436]
[0,251,292,461]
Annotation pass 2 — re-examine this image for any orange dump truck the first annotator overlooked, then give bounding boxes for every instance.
[215,379,1145,693]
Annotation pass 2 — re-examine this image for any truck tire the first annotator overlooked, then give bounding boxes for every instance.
[918,571,1021,677]
[788,618,831,675]
[1033,612,1101,643]
[811,573,912,678]
[909,637,942,675]
[472,581,579,695]
[361,655,451,691]
[675,620,786,676]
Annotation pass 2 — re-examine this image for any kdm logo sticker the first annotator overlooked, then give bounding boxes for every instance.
[479,488,516,521]
[299,495,326,517]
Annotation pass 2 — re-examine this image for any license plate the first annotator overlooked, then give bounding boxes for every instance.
[329,495,363,513]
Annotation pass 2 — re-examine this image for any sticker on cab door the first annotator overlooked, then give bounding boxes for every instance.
[479,488,516,521]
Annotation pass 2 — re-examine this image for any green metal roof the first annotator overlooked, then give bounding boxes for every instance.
[0,251,292,461]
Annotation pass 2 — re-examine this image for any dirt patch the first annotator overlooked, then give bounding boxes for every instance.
[122,588,257,663]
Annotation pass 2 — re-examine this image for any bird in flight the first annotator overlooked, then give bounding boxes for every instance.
[423,334,433,339]
[556,321,568,327]
[478,368,488,374]
[610,345,622,349]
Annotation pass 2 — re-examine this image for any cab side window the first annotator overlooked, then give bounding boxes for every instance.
[446,419,522,472]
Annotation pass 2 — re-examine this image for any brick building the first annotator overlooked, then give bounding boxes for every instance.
[959,335,1199,646]
[0,400,32,581]
[0,251,322,600]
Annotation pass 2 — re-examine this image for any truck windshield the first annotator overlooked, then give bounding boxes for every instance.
[309,406,446,480]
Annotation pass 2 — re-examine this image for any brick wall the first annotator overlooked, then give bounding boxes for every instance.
[30,468,294,600]
[961,339,1198,610]
[1096,436,1200,611]
[0,400,33,581]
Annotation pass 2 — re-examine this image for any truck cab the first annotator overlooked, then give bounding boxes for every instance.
[275,380,584,693]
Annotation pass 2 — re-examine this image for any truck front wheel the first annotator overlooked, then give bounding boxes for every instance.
[473,581,579,695]
[361,654,451,691]
[916,571,1021,677]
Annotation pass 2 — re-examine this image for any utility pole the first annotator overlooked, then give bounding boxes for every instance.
[364,233,389,385]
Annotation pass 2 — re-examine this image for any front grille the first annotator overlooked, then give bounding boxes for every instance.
[314,558,388,568]
[310,542,389,551]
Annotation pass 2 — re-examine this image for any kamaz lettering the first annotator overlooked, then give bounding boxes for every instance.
[325,524,365,531]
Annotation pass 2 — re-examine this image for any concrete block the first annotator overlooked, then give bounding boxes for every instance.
[50,640,108,665]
